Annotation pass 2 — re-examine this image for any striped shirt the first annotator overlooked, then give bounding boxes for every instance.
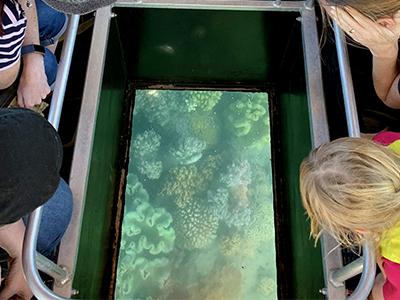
[0,0,27,71]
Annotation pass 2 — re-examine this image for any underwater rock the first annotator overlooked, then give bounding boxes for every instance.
[170,136,206,165]
[225,93,267,137]
[175,200,219,250]
[185,91,222,112]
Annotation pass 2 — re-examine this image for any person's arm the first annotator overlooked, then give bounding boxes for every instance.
[0,220,33,300]
[372,50,400,109]
[17,0,50,109]
[326,6,400,108]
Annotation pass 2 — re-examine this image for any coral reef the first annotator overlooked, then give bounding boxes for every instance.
[187,264,242,300]
[116,255,171,300]
[257,277,277,298]
[125,173,150,211]
[170,136,206,165]
[245,201,275,244]
[225,93,267,137]
[134,90,176,126]
[221,159,252,188]
[131,129,161,158]
[219,233,256,257]
[137,160,163,180]
[120,201,175,256]
[175,200,219,250]
[185,91,222,112]
[224,206,252,229]
[161,155,220,208]
[116,201,176,299]
[189,111,220,148]
[131,129,163,180]
[207,188,229,219]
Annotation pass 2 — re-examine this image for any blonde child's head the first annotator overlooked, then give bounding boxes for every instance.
[300,137,400,248]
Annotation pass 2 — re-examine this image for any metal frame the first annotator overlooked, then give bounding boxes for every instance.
[20,1,374,299]
[22,15,80,300]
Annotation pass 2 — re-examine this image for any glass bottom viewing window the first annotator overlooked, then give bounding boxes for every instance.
[115,90,277,300]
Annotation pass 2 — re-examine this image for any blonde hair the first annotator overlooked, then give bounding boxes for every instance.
[300,137,400,249]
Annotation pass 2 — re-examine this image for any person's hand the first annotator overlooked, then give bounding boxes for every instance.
[0,257,32,300]
[327,6,400,58]
[17,53,50,109]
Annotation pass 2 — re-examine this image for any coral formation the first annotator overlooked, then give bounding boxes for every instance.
[125,173,150,211]
[187,264,242,300]
[189,111,220,147]
[170,136,206,165]
[137,160,163,180]
[221,159,252,188]
[185,91,222,112]
[116,255,171,299]
[245,201,275,244]
[257,277,277,298]
[120,201,175,256]
[175,200,219,250]
[131,129,163,180]
[161,155,220,208]
[134,90,176,126]
[219,233,256,257]
[116,201,176,299]
[225,93,267,137]
[131,129,161,158]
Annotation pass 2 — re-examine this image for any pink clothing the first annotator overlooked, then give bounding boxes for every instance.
[372,131,400,146]
[383,258,400,300]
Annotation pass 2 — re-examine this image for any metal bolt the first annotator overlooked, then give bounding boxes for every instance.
[71,289,80,296]
[319,288,328,295]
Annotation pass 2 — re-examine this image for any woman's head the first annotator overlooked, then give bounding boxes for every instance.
[300,137,400,248]
[321,0,400,20]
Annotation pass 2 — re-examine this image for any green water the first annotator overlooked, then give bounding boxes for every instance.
[115,90,276,300]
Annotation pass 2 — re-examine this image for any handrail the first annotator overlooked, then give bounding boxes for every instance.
[22,14,80,300]
[333,22,376,300]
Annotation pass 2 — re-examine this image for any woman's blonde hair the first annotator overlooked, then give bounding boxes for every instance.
[300,137,400,249]
[321,0,400,20]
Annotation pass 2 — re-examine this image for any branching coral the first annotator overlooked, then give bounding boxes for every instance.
[245,201,275,244]
[185,91,222,112]
[161,156,219,208]
[170,136,206,165]
[134,90,176,126]
[226,93,268,137]
[175,200,219,250]
[219,233,256,257]
[131,129,163,180]
[131,129,161,158]
[221,159,252,188]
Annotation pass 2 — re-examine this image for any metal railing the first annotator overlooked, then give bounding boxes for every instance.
[328,23,376,300]
[22,14,80,300]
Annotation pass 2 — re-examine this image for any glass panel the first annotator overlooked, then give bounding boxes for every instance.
[116,90,276,300]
